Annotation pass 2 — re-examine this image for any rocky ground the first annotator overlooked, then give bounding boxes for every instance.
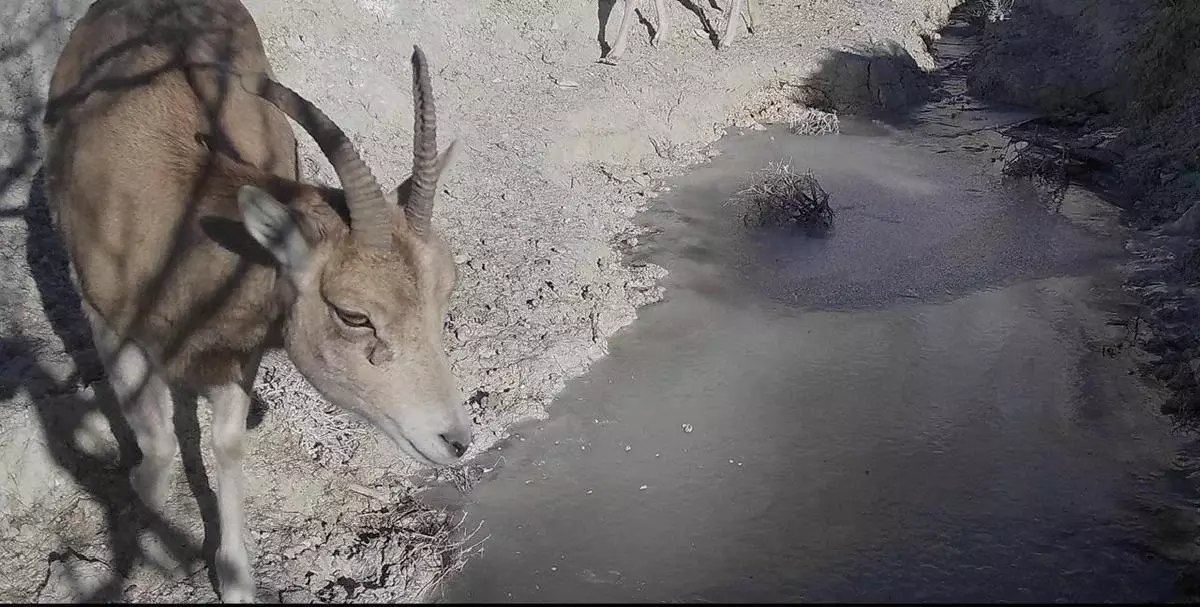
[0,0,960,601]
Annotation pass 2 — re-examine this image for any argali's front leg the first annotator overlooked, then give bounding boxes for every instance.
[82,298,187,574]
[81,299,178,510]
[207,381,255,603]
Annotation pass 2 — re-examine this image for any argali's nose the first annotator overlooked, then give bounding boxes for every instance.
[439,426,471,459]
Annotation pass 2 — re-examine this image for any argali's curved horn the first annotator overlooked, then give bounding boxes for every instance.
[242,73,393,248]
[405,45,438,236]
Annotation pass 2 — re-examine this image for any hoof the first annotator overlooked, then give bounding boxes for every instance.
[219,583,255,604]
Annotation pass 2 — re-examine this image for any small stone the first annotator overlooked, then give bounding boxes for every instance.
[639,485,648,491]
[681,423,694,433]
[624,445,631,452]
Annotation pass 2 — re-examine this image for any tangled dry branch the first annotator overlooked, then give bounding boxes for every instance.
[730,161,835,230]
[1000,139,1070,210]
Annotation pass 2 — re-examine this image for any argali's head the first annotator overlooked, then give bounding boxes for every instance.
[236,46,471,466]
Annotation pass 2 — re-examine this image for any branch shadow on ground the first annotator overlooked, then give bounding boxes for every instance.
[675,0,722,49]
[596,0,616,57]
[0,334,206,602]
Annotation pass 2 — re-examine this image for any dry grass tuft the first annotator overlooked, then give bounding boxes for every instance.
[265,497,489,603]
[730,161,835,230]
[788,106,841,136]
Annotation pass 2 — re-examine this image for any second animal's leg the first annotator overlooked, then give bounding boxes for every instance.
[207,380,254,603]
[651,0,670,46]
[719,0,747,48]
[745,0,760,32]
[82,300,177,509]
[605,0,644,63]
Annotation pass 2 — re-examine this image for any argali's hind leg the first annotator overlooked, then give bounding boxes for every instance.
[81,299,178,511]
[745,0,760,33]
[602,0,668,64]
[206,349,263,603]
[718,0,758,49]
[650,0,670,46]
[604,0,642,64]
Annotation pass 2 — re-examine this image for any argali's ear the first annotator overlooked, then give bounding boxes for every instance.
[237,185,313,283]
[432,139,461,194]
[386,140,462,207]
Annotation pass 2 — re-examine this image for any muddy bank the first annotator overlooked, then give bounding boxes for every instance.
[968,0,1200,207]
[965,0,1200,583]
[969,0,1200,425]
[0,0,963,602]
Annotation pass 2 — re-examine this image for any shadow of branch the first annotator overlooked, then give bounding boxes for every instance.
[0,333,205,601]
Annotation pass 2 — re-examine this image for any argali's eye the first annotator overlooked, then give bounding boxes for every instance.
[333,307,373,329]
